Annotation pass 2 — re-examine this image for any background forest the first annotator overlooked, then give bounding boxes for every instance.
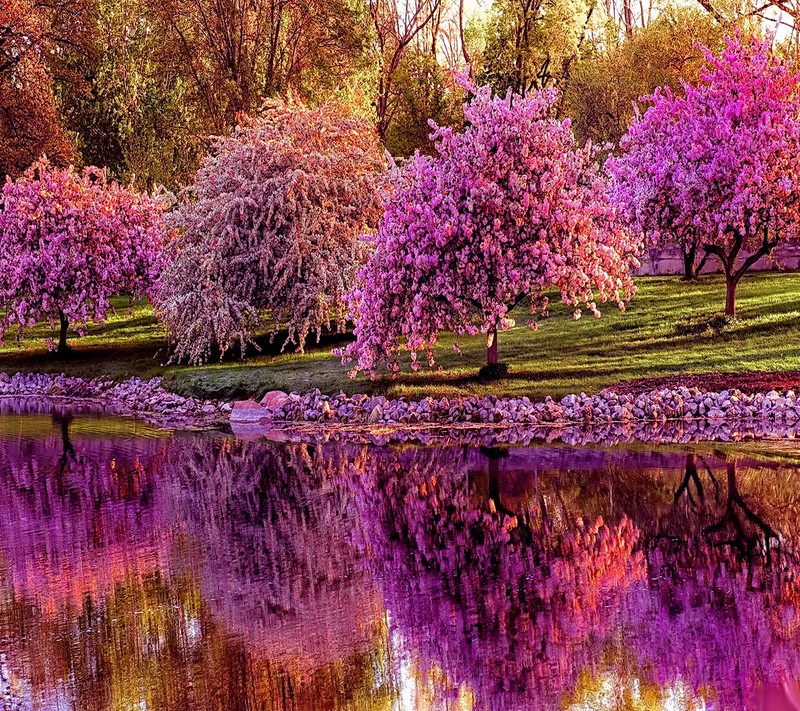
[3,0,788,190]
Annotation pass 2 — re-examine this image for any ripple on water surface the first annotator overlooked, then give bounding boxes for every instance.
[1,404,800,710]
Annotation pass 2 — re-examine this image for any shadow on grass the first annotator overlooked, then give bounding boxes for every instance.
[0,337,170,379]
[169,326,356,365]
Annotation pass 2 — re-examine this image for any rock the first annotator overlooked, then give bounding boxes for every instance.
[365,396,387,411]
[260,390,289,409]
[368,406,382,424]
[230,399,267,423]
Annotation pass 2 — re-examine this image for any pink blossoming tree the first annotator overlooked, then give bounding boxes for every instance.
[607,87,710,282]
[0,160,167,355]
[342,86,640,377]
[609,34,800,317]
[153,102,386,365]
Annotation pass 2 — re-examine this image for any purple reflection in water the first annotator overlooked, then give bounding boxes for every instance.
[0,404,799,709]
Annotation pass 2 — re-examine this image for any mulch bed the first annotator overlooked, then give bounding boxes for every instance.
[608,371,800,395]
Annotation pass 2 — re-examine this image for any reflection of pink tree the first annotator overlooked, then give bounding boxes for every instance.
[0,429,391,709]
[5,427,800,709]
[0,415,169,609]
[347,446,646,709]
[347,445,800,710]
[633,537,800,709]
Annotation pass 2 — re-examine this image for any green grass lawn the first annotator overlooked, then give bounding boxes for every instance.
[2,272,800,401]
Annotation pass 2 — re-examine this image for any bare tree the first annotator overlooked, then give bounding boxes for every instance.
[604,0,656,34]
[149,0,368,132]
[370,0,444,141]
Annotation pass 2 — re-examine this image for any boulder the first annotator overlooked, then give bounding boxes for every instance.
[260,390,289,409]
[230,399,267,423]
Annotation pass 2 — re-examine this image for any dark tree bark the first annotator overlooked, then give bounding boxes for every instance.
[487,328,498,367]
[704,227,778,319]
[57,308,71,355]
[681,244,698,281]
[681,243,712,281]
[724,279,737,318]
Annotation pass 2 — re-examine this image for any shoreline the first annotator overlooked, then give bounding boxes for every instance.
[4,371,800,446]
[233,418,800,448]
[0,372,230,429]
[239,384,800,426]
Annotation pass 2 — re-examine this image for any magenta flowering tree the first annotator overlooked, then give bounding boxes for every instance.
[610,35,800,316]
[153,102,386,365]
[341,86,640,377]
[607,88,710,282]
[0,160,167,355]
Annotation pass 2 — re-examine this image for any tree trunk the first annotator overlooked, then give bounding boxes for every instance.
[682,245,697,281]
[487,328,498,367]
[57,309,70,355]
[696,251,710,277]
[725,277,737,318]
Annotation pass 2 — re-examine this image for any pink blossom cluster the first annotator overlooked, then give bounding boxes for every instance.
[607,85,706,272]
[608,34,800,310]
[341,86,640,376]
[0,159,167,348]
[152,102,386,364]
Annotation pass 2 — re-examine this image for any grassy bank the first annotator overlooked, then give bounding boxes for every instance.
[1,272,800,401]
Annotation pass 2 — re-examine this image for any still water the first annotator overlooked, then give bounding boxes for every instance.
[2,404,800,710]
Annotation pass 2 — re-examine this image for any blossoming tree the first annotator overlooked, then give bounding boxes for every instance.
[0,160,167,355]
[607,87,710,281]
[153,102,386,364]
[342,86,639,377]
[610,35,800,317]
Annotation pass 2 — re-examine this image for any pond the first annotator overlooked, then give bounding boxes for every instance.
[2,403,800,710]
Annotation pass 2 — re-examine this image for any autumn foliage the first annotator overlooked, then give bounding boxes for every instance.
[153,102,386,364]
[342,86,640,376]
[0,0,82,175]
[0,161,167,352]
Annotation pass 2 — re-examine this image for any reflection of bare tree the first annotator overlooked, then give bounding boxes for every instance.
[674,452,716,507]
[703,458,781,565]
[670,451,781,565]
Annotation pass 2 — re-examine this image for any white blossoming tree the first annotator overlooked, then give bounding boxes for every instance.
[153,101,386,364]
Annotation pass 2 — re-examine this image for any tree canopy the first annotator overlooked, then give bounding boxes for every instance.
[0,160,167,352]
[153,102,386,364]
[342,85,639,376]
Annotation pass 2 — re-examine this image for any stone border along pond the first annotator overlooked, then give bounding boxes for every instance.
[239,385,800,447]
[0,372,230,427]
[4,371,800,444]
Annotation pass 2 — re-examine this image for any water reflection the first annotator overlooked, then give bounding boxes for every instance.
[1,408,800,709]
